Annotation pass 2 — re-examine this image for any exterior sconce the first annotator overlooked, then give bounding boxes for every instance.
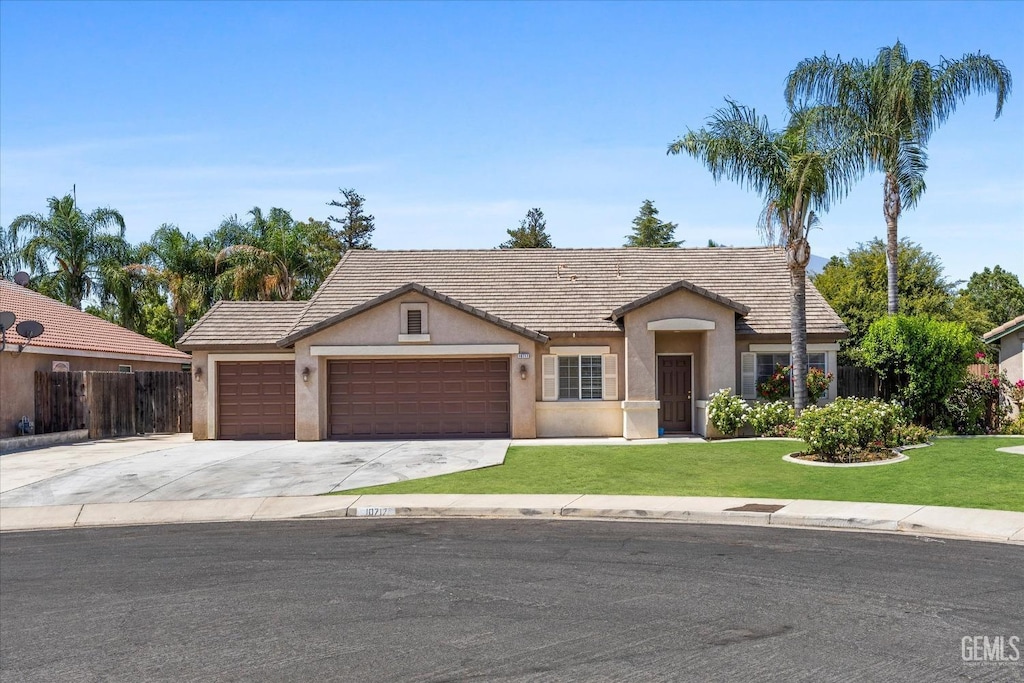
[302,367,311,383]
[194,366,203,380]
[519,364,528,380]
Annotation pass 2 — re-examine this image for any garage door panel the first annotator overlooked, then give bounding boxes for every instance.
[217,361,295,439]
[328,358,510,439]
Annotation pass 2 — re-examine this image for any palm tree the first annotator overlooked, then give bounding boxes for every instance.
[95,239,151,332]
[785,41,1012,314]
[10,194,126,308]
[215,207,339,301]
[129,224,215,340]
[669,101,864,413]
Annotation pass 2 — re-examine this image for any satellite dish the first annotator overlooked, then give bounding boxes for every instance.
[0,311,14,333]
[16,320,44,340]
[13,271,30,286]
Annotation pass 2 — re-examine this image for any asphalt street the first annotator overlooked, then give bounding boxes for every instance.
[1,520,1022,682]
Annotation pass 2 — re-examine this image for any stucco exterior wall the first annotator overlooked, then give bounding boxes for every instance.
[535,401,624,437]
[998,329,1024,419]
[293,294,539,440]
[1,350,188,438]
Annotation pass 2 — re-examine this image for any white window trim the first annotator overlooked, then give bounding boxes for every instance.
[542,353,617,401]
[548,346,610,356]
[749,343,839,352]
[647,318,715,331]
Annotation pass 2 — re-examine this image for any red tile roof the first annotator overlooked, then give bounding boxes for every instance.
[0,279,191,361]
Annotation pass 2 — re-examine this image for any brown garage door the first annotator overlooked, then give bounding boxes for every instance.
[217,361,295,439]
[328,358,510,439]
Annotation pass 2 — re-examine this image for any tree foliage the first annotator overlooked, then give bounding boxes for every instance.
[668,100,865,413]
[500,208,553,249]
[10,194,127,309]
[860,315,978,423]
[959,266,1024,329]
[786,41,1013,315]
[624,200,682,248]
[327,188,375,252]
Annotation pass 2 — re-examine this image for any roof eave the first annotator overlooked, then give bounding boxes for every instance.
[277,282,550,347]
[608,279,751,322]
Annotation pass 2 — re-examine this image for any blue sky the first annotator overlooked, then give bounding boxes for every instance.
[2,1,1021,284]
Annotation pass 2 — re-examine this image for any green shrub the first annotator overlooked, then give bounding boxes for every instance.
[860,315,977,423]
[889,422,932,446]
[795,398,903,462]
[707,388,748,436]
[806,368,834,404]
[747,400,795,436]
[1002,417,1024,435]
[939,372,1004,435]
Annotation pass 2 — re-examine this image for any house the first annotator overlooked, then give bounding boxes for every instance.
[179,247,848,440]
[0,279,192,437]
[177,247,847,441]
[983,314,1024,415]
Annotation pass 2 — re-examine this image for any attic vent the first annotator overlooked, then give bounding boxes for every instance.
[407,309,423,334]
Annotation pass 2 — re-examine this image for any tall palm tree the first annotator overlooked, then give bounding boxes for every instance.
[129,224,216,340]
[215,207,339,301]
[1,225,26,280]
[785,41,1012,314]
[669,101,864,413]
[10,194,126,308]
[94,238,150,333]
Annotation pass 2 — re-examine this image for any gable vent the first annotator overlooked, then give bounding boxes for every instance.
[407,309,423,335]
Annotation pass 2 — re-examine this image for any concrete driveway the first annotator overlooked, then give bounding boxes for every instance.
[0,435,509,507]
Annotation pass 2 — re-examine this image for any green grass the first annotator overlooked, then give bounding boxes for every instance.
[337,437,1024,511]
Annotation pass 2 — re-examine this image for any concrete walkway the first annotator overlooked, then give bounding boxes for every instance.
[2,493,1021,544]
[0,435,510,506]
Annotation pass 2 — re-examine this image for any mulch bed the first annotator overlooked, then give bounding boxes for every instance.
[794,448,901,464]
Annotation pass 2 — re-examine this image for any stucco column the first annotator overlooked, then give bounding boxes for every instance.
[294,343,321,440]
[622,315,659,439]
[190,351,210,440]
[510,347,537,438]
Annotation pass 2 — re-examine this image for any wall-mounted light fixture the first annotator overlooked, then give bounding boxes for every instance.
[302,367,311,383]
[194,366,203,380]
[519,364,528,380]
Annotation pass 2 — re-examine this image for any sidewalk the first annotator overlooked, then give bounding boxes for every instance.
[2,494,1021,544]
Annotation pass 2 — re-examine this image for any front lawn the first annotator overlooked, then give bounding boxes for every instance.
[338,437,1024,511]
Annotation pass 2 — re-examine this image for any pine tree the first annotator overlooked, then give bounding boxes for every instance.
[499,208,553,248]
[624,200,682,248]
[327,188,375,251]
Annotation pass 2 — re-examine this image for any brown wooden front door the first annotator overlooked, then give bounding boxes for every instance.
[658,356,692,433]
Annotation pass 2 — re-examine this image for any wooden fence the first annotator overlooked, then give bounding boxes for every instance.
[966,363,997,379]
[34,371,192,439]
[836,366,879,398]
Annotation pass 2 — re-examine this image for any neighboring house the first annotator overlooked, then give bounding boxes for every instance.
[0,279,192,437]
[178,247,847,441]
[984,314,1024,416]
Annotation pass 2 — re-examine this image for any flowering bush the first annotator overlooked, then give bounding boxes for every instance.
[795,398,906,462]
[805,368,834,403]
[757,364,834,403]
[746,400,795,436]
[939,371,1009,434]
[1007,379,1024,414]
[707,388,748,436]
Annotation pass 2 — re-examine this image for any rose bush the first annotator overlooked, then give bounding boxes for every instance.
[746,400,795,436]
[795,398,914,462]
[707,388,747,436]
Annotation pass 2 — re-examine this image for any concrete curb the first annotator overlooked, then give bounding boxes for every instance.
[2,494,1022,544]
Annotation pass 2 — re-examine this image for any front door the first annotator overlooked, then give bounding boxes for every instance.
[658,356,692,433]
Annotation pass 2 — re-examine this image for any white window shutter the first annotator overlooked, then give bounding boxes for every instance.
[541,355,558,401]
[741,352,757,399]
[602,354,618,400]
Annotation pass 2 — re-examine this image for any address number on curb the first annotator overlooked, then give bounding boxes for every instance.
[356,507,396,517]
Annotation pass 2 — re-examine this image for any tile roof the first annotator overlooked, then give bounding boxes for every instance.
[983,314,1024,343]
[278,283,549,346]
[0,279,191,360]
[176,300,307,350]
[285,247,847,338]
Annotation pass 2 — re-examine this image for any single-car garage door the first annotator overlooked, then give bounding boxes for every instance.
[217,361,295,439]
[328,358,510,439]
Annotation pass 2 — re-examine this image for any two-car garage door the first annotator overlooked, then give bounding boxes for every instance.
[216,357,511,440]
[328,358,510,439]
